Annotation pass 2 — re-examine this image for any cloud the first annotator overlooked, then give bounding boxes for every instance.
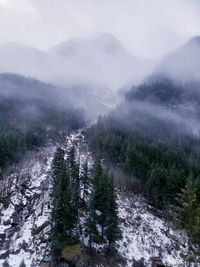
[0,0,200,59]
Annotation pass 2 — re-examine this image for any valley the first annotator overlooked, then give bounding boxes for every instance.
[0,3,200,265]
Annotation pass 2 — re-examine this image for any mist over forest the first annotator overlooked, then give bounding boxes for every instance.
[0,1,200,267]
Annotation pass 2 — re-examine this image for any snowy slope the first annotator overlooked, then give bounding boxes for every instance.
[0,130,93,267]
[0,130,198,267]
[0,145,55,267]
[117,194,198,266]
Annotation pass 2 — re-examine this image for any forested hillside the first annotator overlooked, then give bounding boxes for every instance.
[51,146,121,266]
[87,78,200,249]
[0,74,85,169]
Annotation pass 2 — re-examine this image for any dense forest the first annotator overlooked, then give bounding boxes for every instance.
[51,147,121,265]
[87,78,200,247]
[0,74,85,169]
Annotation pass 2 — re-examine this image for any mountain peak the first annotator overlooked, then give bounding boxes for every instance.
[154,35,200,82]
[88,32,121,44]
[49,32,124,56]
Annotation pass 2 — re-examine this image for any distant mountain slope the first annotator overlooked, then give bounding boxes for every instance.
[0,43,48,79]
[0,73,85,168]
[123,77,200,135]
[0,73,58,103]
[126,78,200,108]
[0,33,154,90]
[48,32,154,89]
[155,36,200,82]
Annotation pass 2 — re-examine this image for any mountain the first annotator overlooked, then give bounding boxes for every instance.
[155,36,200,82]
[0,33,154,91]
[126,78,200,108]
[0,42,48,79]
[49,32,124,56]
[48,32,154,89]
[0,73,85,168]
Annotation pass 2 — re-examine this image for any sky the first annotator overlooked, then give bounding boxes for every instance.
[0,0,200,59]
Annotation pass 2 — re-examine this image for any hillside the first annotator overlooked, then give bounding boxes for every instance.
[0,73,85,169]
[155,36,200,82]
[0,33,154,90]
[0,131,195,267]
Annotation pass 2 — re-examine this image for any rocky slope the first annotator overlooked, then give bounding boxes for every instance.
[0,130,197,266]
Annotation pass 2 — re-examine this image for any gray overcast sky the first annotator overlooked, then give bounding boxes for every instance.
[0,0,200,59]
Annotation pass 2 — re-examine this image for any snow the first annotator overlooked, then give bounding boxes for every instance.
[0,129,198,267]
[0,130,92,266]
[0,145,55,266]
[116,193,197,266]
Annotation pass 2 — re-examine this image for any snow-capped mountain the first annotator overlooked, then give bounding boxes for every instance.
[155,36,200,82]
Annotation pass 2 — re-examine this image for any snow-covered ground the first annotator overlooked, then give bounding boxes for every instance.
[0,130,198,267]
[117,194,198,267]
[0,130,89,267]
[0,144,55,267]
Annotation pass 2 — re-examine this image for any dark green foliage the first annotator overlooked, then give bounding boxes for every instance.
[52,147,65,179]
[87,108,200,208]
[126,78,200,106]
[105,175,121,244]
[0,122,39,168]
[86,78,200,247]
[68,146,80,212]
[174,181,200,246]
[81,160,90,201]
[51,148,78,255]
[0,74,85,169]
[86,160,120,246]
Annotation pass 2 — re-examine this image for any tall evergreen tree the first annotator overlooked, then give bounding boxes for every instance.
[52,147,65,180]
[81,160,90,202]
[51,147,78,255]
[105,175,121,244]
[68,146,80,211]
[174,181,200,247]
[86,160,104,245]
[86,160,120,246]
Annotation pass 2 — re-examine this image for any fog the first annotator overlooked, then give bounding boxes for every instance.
[0,1,200,91]
[155,37,200,82]
[0,32,155,93]
[0,0,200,123]
[0,0,200,59]
[125,100,200,135]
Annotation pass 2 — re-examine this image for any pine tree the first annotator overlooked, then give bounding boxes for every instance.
[174,181,200,247]
[52,147,65,180]
[86,194,100,247]
[68,146,80,211]
[61,165,77,237]
[105,175,121,244]
[51,147,78,255]
[86,160,105,245]
[86,160,120,246]
[81,160,90,202]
